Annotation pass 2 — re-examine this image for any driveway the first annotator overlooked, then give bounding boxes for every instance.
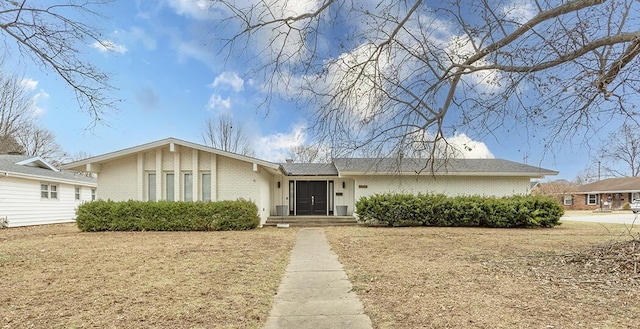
[561,211,640,225]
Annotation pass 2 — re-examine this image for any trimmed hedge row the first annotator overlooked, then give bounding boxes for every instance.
[76,199,260,231]
[356,193,564,228]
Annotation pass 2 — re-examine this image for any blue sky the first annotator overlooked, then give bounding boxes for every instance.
[9,0,624,181]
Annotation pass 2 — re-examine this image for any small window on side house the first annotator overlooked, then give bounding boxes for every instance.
[50,185,58,199]
[41,184,49,199]
[563,195,572,206]
[75,187,81,200]
[91,188,96,201]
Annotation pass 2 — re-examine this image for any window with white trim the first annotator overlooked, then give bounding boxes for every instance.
[40,183,58,199]
[148,173,156,201]
[41,184,49,199]
[50,185,58,199]
[75,187,81,201]
[184,172,193,201]
[563,195,572,206]
[201,173,211,201]
[91,188,96,201]
[166,173,175,201]
[587,194,598,205]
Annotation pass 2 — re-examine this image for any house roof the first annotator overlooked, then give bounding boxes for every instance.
[575,177,640,193]
[62,137,280,172]
[332,158,558,178]
[0,154,96,185]
[280,163,339,176]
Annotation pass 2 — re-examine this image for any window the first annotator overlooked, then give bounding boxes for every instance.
[40,184,58,199]
[41,184,49,199]
[148,173,156,201]
[184,173,193,201]
[166,173,175,201]
[587,194,598,205]
[75,187,81,201]
[202,173,211,201]
[563,195,572,206]
[91,188,96,201]
[50,185,58,199]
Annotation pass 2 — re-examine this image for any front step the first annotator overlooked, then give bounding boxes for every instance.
[264,216,358,227]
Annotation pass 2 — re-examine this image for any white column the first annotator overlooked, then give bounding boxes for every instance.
[173,146,180,201]
[192,150,199,200]
[155,148,162,200]
[137,153,143,200]
[211,154,217,201]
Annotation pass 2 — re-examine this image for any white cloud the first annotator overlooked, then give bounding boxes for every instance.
[446,133,494,159]
[32,90,50,117]
[211,72,244,92]
[502,1,537,24]
[166,0,214,20]
[256,124,307,162]
[116,26,157,51]
[19,78,48,116]
[174,39,218,69]
[91,40,128,54]
[207,94,232,113]
[20,78,38,91]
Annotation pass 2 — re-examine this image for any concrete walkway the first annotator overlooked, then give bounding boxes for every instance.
[263,228,373,329]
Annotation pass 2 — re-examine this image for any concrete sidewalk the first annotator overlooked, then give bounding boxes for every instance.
[263,228,373,329]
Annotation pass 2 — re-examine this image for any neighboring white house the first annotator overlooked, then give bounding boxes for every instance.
[0,154,97,227]
[62,137,558,226]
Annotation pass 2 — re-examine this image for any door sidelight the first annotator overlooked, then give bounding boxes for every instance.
[311,195,315,205]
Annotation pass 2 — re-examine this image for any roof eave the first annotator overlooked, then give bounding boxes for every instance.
[62,137,280,171]
[2,171,97,186]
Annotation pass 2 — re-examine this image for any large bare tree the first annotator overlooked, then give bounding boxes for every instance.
[0,70,34,138]
[201,114,255,156]
[594,123,640,177]
[0,67,67,164]
[212,0,640,166]
[287,144,332,163]
[14,123,68,166]
[0,1,115,122]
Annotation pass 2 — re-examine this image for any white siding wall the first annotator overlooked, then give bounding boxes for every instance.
[0,176,94,227]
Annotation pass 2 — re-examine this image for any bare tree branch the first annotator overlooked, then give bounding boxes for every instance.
[201,114,255,156]
[213,0,640,169]
[0,0,116,123]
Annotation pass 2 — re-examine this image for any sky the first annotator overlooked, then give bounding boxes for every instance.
[7,0,629,181]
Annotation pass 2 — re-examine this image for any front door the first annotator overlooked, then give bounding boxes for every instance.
[296,181,327,215]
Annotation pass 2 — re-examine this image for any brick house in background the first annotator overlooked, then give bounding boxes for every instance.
[531,179,578,208]
[570,177,640,210]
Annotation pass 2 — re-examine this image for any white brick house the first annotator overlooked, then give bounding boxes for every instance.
[63,138,558,225]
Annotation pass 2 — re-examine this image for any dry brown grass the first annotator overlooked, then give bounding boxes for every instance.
[326,222,640,329]
[0,224,297,329]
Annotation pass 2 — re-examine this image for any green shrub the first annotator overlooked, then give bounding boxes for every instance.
[622,202,631,210]
[75,199,259,232]
[356,193,563,228]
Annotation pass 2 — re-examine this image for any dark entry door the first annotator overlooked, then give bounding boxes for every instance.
[296,181,327,215]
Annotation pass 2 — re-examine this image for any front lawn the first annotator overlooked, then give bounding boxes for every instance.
[0,224,297,328]
[326,222,640,328]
